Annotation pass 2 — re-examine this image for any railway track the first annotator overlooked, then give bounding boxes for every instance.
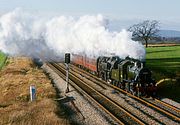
[69,63,180,124]
[48,62,145,125]
[142,98,180,118]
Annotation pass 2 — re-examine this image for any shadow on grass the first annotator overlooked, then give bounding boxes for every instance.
[157,79,180,103]
[146,58,180,102]
[146,58,180,78]
[146,49,175,54]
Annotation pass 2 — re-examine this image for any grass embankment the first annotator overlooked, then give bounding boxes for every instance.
[146,46,180,102]
[0,57,69,124]
[0,52,7,69]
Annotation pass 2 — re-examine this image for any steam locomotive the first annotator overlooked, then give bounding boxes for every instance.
[72,54,157,97]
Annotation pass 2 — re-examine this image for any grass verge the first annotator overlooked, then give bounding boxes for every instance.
[0,52,7,69]
[0,57,69,124]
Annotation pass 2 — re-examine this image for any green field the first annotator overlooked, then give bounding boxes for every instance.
[146,46,180,102]
[0,51,7,69]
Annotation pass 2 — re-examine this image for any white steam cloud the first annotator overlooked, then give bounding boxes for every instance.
[0,8,145,61]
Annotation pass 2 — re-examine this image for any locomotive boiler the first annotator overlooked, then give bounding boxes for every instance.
[72,54,156,97]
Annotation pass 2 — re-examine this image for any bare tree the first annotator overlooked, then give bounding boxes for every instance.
[128,20,160,47]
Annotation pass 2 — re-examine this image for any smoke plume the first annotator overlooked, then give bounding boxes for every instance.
[0,8,146,61]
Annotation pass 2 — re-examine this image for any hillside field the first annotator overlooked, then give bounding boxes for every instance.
[146,46,180,102]
[0,52,7,69]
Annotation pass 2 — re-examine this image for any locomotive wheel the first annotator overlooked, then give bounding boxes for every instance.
[117,82,121,88]
[120,82,125,89]
[100,72,105,80]
[136,87,140,97]
[151,91,156,98]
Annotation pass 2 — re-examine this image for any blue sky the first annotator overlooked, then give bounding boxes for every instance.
[0,0,180,30]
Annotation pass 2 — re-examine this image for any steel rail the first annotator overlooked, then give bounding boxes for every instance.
[71,64,180,122]
[51,63,145,125]
[154,99,180,113]
[47,63,124,125]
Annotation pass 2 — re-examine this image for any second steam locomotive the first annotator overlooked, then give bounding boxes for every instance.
[72,54,157,97]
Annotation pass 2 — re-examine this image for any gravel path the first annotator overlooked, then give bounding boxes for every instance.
[42,64,118,125]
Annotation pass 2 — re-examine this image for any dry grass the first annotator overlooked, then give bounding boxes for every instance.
[0,57,68,125]
[147,43,179,47]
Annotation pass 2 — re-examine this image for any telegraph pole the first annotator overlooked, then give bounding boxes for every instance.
[65,53,70,93]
